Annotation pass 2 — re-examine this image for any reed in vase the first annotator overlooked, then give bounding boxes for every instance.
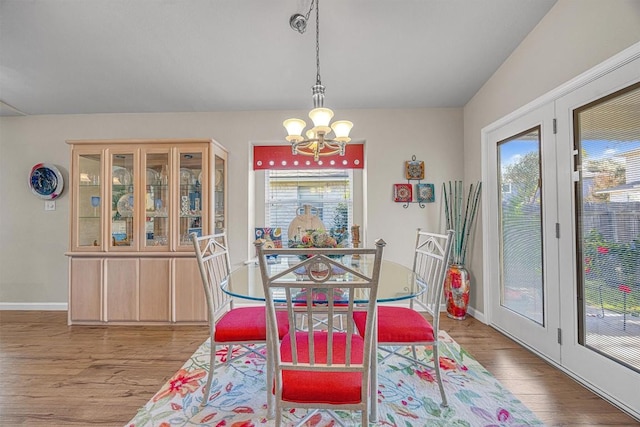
[443,181,482,319]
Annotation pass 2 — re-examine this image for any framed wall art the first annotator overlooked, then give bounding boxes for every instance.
[416,183,435,203]
[393,183,412,203]
[405,155,424,180]
[29,163,64,199]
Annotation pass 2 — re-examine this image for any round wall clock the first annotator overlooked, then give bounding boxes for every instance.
[29,163,64,199]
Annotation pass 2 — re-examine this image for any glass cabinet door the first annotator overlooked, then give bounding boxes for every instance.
[178,150,203,248]
[214,153,226,234]
[110,152,135,249]
[143,151,170,249]
[77,153,102,248]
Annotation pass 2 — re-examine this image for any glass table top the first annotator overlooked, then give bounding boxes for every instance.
[222,255,426,304]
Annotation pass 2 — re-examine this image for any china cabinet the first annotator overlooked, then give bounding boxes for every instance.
[65,139,227,325]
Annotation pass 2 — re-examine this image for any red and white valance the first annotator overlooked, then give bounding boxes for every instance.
[253,144,364,170]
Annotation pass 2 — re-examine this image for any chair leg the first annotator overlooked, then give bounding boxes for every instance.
[327,410,349,427]
[379,345,431,369]
[361,408,369,426]
[295,410,349,427]
[432,344,448,407]
[295,409,320,426]
[378,344,448,407]
[202,340,216,406]
[378,345,423,366]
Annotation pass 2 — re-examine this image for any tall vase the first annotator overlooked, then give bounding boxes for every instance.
[444,264,470,320]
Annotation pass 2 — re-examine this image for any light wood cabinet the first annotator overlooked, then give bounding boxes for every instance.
[173,258,208,322]
[105,258,138,321]
[66,139,227,325]
[139,259,171,322]
[68,258,102,322]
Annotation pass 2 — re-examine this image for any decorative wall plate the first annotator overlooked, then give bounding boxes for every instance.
[29,163,64,199]
[117,193,134,217]
[416,183,435,203]
[405,158,425,180]
[146,168,159,185]
[180,168,195,185]
[393,183,412,202]
[112,166,131,186]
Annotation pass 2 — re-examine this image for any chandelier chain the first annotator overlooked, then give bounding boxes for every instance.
[302,0,315,26]
[315,0,321,86]
[283,0,352,161]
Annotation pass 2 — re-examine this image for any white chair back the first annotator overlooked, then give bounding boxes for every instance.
[191,232,233,323]
[255,240,386,424]
[410,229,454,331]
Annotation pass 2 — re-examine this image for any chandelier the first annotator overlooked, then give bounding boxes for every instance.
[283,0,353,161]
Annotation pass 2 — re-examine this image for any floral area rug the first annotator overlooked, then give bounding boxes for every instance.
[126,331,544,426]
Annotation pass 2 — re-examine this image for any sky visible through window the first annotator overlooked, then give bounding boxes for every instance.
[500,139,640,170]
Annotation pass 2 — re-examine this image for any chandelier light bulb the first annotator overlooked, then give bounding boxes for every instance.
[283,118,306,142]
[330,120,353,142]
[309,107,334,134]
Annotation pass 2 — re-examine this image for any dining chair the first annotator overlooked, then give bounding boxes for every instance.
[353,228,453,407]
[191,232,289,406]
[255,240,386,426]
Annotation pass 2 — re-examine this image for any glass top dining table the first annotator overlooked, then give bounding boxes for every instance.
[221,255,426,304]
[221,254,424,422]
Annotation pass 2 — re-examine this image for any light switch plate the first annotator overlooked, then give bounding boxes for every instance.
[44,200,56,211]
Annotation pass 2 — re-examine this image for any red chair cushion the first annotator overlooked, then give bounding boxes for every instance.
[353,306,435,343]
[214,306,289,342]
[279,331,365,404]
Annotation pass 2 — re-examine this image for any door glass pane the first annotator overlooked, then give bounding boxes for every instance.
[78,153,102,247]
[575,82,640,371]
[144,153,169,248]
[497,127,544,325]
[179,151,202,246]
[111,153,134,248]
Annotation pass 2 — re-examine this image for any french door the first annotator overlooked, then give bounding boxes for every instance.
[485,48,640,417]
[556,57,640,416]
[485,102,561,362]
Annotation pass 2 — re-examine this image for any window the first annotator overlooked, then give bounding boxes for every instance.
[265,169,353,246]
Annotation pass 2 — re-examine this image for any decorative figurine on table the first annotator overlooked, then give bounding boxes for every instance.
[255,227,282,264]
[351,225,361,259]
[287,204,326,242]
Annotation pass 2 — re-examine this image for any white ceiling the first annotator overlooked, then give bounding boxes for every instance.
[0,0,557,117]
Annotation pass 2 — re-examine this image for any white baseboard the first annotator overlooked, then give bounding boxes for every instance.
[435,304,486,324]
[0,302,68,311]
[466,306,486,323]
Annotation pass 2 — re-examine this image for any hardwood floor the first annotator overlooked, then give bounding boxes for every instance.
[0,311,637,426]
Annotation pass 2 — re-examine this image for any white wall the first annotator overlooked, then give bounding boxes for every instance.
[463,0,640,314]
[5,0,638,311]
[0,108,462,304]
